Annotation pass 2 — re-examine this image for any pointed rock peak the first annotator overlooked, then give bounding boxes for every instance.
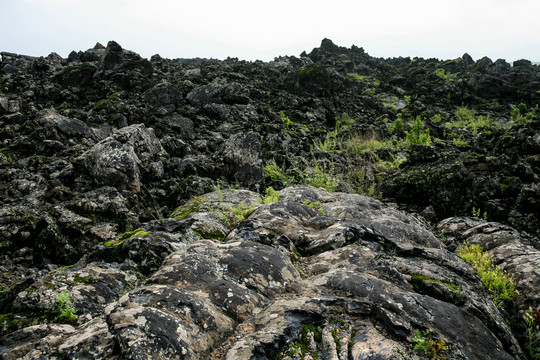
[106,40,123,52]
[461,53,474,65]
[320,38,338,52]
[93,42,106,50]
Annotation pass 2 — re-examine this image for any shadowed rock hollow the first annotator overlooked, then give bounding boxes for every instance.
[0,40,539,359]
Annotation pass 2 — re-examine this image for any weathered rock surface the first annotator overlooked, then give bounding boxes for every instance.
[1,39,539,359]
[1,186,536,359]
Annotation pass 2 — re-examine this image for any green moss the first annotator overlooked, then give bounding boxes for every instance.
[348,73,369,82]
[192,228,225,241]
[171,196,205,220]
[74,273,92,285]
[410,274,461,293]
[331,329,341,353]
[105,228,150,247]
[49,264,75,274]
[55,62,96,77]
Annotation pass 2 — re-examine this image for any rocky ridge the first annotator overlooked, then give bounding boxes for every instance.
[0,40,539,359]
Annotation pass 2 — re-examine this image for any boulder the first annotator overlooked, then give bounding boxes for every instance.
[219,131,263,188]
[76,124,166,191]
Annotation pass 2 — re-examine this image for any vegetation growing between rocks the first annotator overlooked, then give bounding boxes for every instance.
[411,328,449,360]
[104,228,150,247]
[258,186,280,204]
[56,291,78,324]
[523,307,540,360]
[457,243,517,307]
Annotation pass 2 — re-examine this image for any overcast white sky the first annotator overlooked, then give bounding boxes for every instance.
[1,0,539,63]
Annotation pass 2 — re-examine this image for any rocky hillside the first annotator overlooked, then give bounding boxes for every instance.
[0,39,539,359]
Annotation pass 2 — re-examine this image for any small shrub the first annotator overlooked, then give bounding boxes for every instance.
[389,116,405,136]
[434,68,456,83]
[457,243,516,307]
[303,160,339,192]
[404,117,431,146]
[280,111,293,128]
[218,202,256,227]
[511,103,537,124]
[263,159,294,186]
[258,187,280,204]
[523,307,540,359]
[56,291,78,324]
[411,329,448,360]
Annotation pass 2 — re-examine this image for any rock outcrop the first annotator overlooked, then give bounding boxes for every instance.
[1,40,539,359]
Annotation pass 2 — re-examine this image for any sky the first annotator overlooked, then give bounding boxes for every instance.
[1,0,539,63]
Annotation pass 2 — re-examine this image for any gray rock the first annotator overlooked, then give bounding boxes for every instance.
[108,284,235,359]
[438,217,540,308]
[77,124,166,191]
[37,110,95,141]
[144,82,181,114]
[220,131,263,188]
[186,82,224,105]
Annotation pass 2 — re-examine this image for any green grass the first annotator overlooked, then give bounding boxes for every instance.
[448,106,497,135]
[523,307,540,359]
[171,196,206,220]
[302,159,339,192]
[263,159,294,186]
[217,202,256,227]
[104,228,150,247]
[457,243,516,307]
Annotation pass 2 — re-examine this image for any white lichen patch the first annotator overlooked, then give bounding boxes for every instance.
[134,316,147,328]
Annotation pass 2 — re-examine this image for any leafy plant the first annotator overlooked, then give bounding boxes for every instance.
[258,187,280,204]
[511,103,537,124]
[523,307,540,359]
[302,201,326,216]
[56,291,78,324]
[302,159,339,192]
[457,243,516,307]
[217,202,256,227]
[450,106,496,135]
[471,207,487,221]
[411,329,448,359]
[280,111,293,128]
[405,116,432,146]
[263,159,294,186]
[434,68,456,83]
